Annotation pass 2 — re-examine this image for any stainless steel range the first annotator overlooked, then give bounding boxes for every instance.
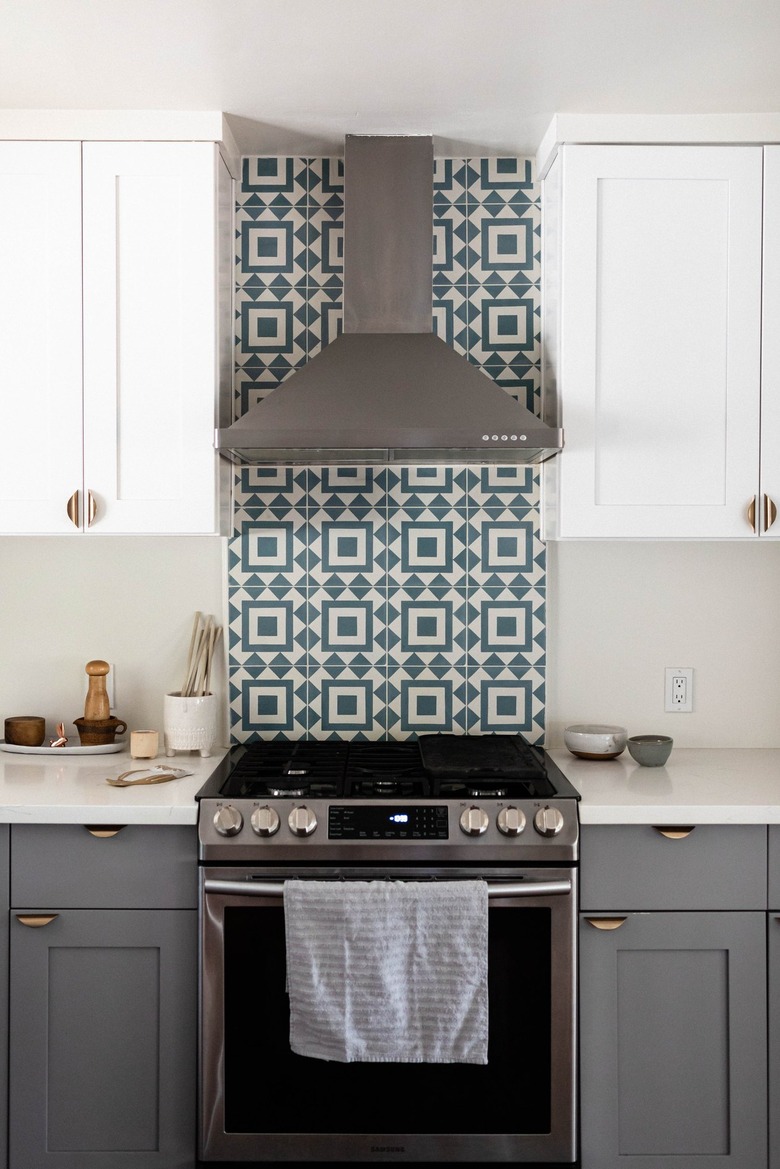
[197,733,580,1164]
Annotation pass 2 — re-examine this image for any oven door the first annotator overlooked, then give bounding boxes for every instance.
[200,865,577,1164]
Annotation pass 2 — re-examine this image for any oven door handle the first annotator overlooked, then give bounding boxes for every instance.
[203,877,573,899]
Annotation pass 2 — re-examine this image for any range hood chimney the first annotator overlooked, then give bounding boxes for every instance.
[217,135,563,466]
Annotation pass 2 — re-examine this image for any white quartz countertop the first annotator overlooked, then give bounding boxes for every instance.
[0,745,228,824]
[549,747,780,824]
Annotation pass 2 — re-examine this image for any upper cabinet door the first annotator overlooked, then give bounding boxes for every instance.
[0,143,83,533]
[81,142,220,534]
[545,145,763,538]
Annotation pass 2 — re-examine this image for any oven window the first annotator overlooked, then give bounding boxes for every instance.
[223,904,552,1136]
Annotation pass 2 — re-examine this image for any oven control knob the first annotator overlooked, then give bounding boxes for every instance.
[251,805,280,837]
[459,805,490,836]
[288,805,318,837]
[533,805,565,838]
[497,806,526,836]
[213,805,244,837]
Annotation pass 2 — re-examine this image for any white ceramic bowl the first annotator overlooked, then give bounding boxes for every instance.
[563,724,627,760]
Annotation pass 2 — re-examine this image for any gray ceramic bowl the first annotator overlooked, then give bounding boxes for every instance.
[627,735,673,767]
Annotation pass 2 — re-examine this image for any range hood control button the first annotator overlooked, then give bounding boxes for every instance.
[213,805,243,837]
[288,805,318,837]
[251,806,280,837]
[497,806,526,836]
[534,806,565,838]
[459,806,489,836]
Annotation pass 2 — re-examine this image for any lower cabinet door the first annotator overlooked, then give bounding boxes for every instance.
[580,911,767,1169]
[9,909,196,1169]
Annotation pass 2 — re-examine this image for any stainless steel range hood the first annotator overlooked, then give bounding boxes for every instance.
[217,135,563,466]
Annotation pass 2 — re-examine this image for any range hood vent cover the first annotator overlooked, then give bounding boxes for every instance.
[218,135,563,466]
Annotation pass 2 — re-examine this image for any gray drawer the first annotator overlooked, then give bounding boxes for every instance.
[11,824,197,909]
[580,824,767,911]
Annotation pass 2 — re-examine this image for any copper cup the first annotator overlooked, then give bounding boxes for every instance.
[4,716,46,747]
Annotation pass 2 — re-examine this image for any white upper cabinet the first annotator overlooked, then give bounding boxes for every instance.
[761,147,780,538]
[542,145,765,538]
[0,143,84,533]
[0,139,231,534]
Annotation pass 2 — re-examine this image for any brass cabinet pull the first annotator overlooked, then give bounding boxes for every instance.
[66,490,80,529]
[765,494,778,533]
[653,826,695,839]
[16,914,58,928]
[84,825,125,838]
[86,489,97,527]
[747,496,757,532]
[585,917,627,930]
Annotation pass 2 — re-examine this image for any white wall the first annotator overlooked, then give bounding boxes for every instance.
[546,539,780,748]
[0,536,229,746]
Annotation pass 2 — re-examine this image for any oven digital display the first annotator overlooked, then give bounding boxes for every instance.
[328,806,448,840]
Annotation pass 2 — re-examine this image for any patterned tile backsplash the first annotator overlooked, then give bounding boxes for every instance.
[229,156,545,742]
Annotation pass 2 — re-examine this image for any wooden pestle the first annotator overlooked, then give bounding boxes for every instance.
[84,660,111,721]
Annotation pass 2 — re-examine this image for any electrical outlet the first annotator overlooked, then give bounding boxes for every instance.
[665,667,693,713]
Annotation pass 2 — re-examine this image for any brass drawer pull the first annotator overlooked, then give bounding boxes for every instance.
[585,917,627,930]
[765,494,778,532]
[748,495,757,532]
[653,826,695,839]
[16,914,58,928]
[84,825,126,838]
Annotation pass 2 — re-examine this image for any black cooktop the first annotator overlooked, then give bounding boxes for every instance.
[197,734,580,802]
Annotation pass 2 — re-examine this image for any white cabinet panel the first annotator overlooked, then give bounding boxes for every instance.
[82,142,221,533]
[0,140,228,535]
[544,145,763,538]
[0,143,83,533]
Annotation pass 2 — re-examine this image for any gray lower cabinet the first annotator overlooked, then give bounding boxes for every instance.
[7,824,197,1169]
[579,824,768,1169]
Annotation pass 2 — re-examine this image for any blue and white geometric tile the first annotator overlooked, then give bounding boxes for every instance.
[467,285,540,366]
[433,158,469,206]
[307,667,387,740]
[386,588,469,668]
[308,466,386,508]
[469,158,536,204]
[466,666,545,742]
[432,285,470,353]
[467,202,540,287]
[387,508,468,588]
[466,466,538,508]
[240,157,308,206]
[385,667,470,738]
[303,287,343,358]
[306,157,344,205]
[235,287,308,369]
[468,509,545,587]
[307,587,388,666]
[467,587,545,667]
[236,209,307,289]
[476,359,542,413]
[234,466,308,510]
[305,206,344,285]
[230,509,308,586]
[234,369,287,417]
[230,665,309,741]
[387,466,467,509]
[228,587,309,668]
[308,507,386,587]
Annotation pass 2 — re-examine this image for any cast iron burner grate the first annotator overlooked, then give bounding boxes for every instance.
[214,734,565,801]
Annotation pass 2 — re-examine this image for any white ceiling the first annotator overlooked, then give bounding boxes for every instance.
[3,0,780,158]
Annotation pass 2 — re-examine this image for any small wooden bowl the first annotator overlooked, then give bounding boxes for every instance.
[4,716,46,747]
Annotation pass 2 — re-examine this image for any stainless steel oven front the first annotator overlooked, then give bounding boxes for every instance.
[199,863,577,1163]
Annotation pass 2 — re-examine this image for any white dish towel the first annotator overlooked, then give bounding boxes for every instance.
[283,879,488,1065]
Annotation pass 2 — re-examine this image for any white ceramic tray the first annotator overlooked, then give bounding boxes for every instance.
[0,740,125,756]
